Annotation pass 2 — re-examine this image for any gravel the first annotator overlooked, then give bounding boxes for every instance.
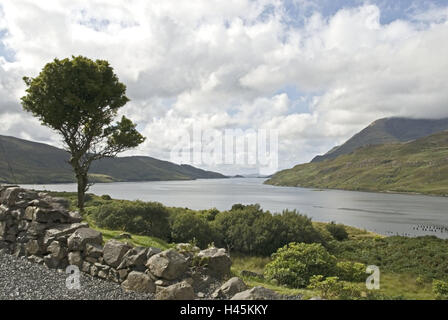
[0,251,154,300]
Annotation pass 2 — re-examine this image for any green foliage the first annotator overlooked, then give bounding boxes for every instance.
[329,236,448,280]
[170,211,217,248]
[100,194,112,200]
[326,222,349,241]
[213,205,323,256]
[433,280,448,300]
[307,275,363,300]
[90,200,170,240]
[336,261,366,282]
[264,242,337,288]
[21,55,145,210]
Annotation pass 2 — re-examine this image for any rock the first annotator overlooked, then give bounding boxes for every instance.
[213,277,247,299]
[117,246,148,271]
[103,240,131,268]
[27,221,50,237]
[27,255,44,264]
[0,187,22,206]
[85,243,103,258]
[121,271,156,294]
[81,261,91,273]
[25,239,43,256]
[68,251,83,267]
[155,281,195,300]
[68,211,83,223]
[146,249,189,280]
[67,228,102,251]
[43,254,60,269]
[118,269,130,282]
[47,241,66,260]
[197,247,231,279]
[146,247,162,259]
[230,286,281,300]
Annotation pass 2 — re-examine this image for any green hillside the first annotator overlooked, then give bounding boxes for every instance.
[0,135,226,184]
[265,131,448,196]
[312,117,448,162]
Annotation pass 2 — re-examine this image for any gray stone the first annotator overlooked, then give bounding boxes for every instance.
[47,241,66,260]
[230,286,281,300]
[121,271,156,294]
[67,228,102,251]
[85,243,103,258]
[117,246,148,270]
[212,277,247,299]
[68,251,83,267]
[25,239,43,256]
[197,247,231,279]
[155,281,195,300]
[146,247,162,259]
[44,223,89,246]
[103,240,131,268]
[146,249,189,280]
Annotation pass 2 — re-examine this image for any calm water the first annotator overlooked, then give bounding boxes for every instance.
[21,178,448,239]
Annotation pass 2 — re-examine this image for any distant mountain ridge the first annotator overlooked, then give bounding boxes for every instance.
[0,135,227,184]
[312,117,448,162]
[265,130,448,196]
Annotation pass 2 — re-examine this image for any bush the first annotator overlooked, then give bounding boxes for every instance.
[326,222,348,241]
[100,194,112,200]
[264,242,337,288]
[91,200,171,240]
[212,205,323,256]
[307,275,363,300]
[171,211,217,248]
[336,261,366,282]
[433,280,448,300]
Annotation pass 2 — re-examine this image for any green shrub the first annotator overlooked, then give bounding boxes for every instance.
[171,211,218,248]
[213,205,323,256]
[100,194,112,200]
[264,242,337,288]
[91,200,171,240]
[336,261,366,282]
[326,222,348,241]
[307,275,363,300]
[433,279,448,300]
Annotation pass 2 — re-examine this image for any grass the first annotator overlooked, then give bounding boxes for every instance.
[47,190,444,300]
[265,131,448,196]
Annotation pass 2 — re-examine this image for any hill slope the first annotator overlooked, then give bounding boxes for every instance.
[312,117,448,162]
[265,131,448,196]
[0,135,226,184]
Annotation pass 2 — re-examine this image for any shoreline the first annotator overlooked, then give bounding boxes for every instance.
[263,180,448,199]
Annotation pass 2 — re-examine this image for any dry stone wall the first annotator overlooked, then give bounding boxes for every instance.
[0,185,240,299]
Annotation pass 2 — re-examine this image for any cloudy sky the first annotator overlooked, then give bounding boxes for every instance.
[1,0,448,175]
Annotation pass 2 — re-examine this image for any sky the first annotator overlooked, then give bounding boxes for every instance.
[1,0,448,175]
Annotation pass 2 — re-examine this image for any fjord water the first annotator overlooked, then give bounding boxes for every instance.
[21,178,448,239]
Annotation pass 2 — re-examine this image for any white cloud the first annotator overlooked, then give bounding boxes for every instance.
[0,1,448,174]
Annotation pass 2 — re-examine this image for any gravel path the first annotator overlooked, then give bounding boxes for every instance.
[0,251,153,300]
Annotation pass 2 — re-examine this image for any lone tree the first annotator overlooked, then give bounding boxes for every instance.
[21,56,145,212]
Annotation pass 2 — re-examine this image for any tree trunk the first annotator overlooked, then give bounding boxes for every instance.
[76,172,88,213]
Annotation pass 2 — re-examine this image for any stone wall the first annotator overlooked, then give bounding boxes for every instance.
[0,185,244,300]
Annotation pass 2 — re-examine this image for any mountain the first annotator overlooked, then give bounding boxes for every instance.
[0,135,227,184]
[312,117,448,162]
[265,130,448,196]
